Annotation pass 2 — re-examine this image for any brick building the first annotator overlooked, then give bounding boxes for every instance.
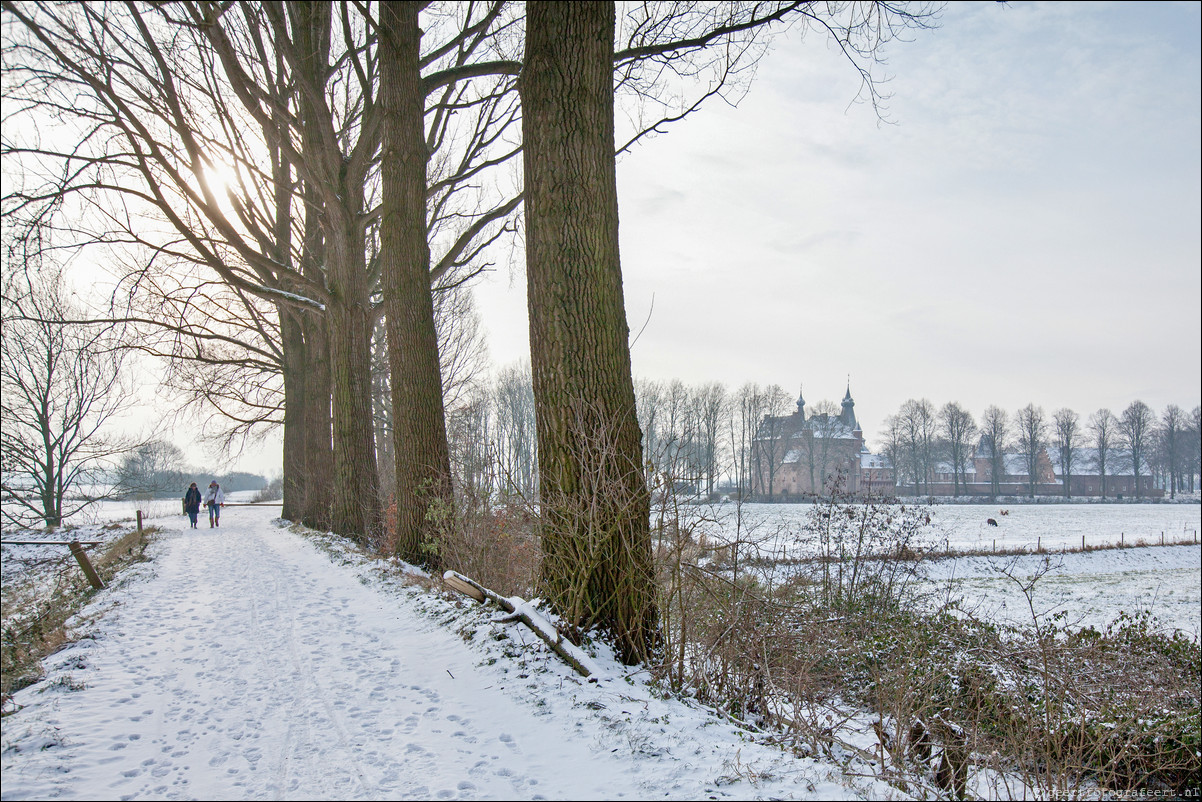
[753,385,866,499]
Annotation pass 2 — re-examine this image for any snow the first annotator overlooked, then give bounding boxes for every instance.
[686,501,1202,637]
[697,501,1200,556]
[1,504,888,801]
[924,544,1202,638]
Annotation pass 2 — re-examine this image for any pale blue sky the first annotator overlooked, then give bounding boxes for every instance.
[475,1,1201,447]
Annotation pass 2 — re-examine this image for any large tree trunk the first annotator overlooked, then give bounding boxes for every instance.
[291,2,334,531]
[379,1,454,565]
[325,222,380,541]
[292,0,377,541]
[520,0,658,665]
[280,307,308,522]
[299,308,332,529]
[278,306,332,531]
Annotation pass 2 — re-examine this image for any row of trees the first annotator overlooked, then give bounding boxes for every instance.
[881,399,1202,499]
[4,1,938,663]
[385,368,790,508]
[440,375,1202,504]
[114,440,266,499]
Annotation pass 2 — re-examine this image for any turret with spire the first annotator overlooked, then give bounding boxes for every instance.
[796,384,806,420]
[840,380,859,430]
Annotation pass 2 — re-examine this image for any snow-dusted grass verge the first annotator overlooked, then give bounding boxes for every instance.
[2,519,155,705]
[4,497,1198,800]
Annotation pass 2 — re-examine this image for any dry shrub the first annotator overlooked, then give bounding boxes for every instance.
[380,492,540,599]
[650,489,1201,799]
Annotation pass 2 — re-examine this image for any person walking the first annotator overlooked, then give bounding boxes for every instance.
[202,480,225,528]
[183,482,202,529]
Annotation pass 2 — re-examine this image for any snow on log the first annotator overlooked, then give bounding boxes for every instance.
[442,570,603,680]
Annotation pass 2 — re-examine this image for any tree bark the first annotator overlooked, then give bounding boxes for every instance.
[298,308,333,530]
[280,307,308,523]
[291,0,378,541]
[325,232,379,540]
[379,1,454,565]
[520,0,658,665]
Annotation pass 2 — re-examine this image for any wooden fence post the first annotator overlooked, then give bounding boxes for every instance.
[137,509,143,534]
[69,540,105,590]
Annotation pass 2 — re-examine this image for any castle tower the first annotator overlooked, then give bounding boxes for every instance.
[796,384,806,420]
[840,382,859,430]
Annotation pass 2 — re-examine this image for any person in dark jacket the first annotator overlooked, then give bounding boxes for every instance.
[183,482,202,529]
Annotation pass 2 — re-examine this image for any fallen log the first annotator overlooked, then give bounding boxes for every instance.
[442,570,602,680]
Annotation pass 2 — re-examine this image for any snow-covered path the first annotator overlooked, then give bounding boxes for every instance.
[2,509,862,801]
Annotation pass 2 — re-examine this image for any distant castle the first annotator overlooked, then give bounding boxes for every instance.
[752,384,868,498]
[753,384,1162,500]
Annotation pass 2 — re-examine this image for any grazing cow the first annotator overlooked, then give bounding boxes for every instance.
[987,518,998,527]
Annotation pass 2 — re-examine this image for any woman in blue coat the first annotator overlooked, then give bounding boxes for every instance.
[183,482,202,529]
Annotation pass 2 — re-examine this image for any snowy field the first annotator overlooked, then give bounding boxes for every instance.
[1,504,890,801]
[691,501,1201,554]
[924,544,1201,638]
[685,501,1202,638]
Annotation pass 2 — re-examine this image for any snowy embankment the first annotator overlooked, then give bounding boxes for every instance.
[1,506,887,801]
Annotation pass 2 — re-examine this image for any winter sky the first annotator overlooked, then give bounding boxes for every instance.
[216,1,1200,477]
[475,1,1202,440]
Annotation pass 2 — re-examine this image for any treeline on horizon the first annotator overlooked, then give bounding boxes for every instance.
[879,397,1201,498]
[112,440,268,501]
[443,369,1202,500]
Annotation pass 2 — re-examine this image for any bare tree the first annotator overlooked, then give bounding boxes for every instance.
[114,440,189,500]
[938,401,976,497]
[878,413,905,495]
[1,0,350,531]
[752,384,792,499]
[2,1,525,547]
[1015,404,1047,499]
[634,377,665,488]
[1119,400,1154,500]
[691,382,728,497]
[729,382,769,501]
[665,380,700,491]
[611,2,939,152]
[1158,404,1185,500]
[888,399,935,495]
[1190,406,1201,494]
[1,263,136,527]
[445,386,492,503]
[1088,408,1117,499]
[493,362,537,499]
[1052,407,1079,499]
[980,405,1009,499]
